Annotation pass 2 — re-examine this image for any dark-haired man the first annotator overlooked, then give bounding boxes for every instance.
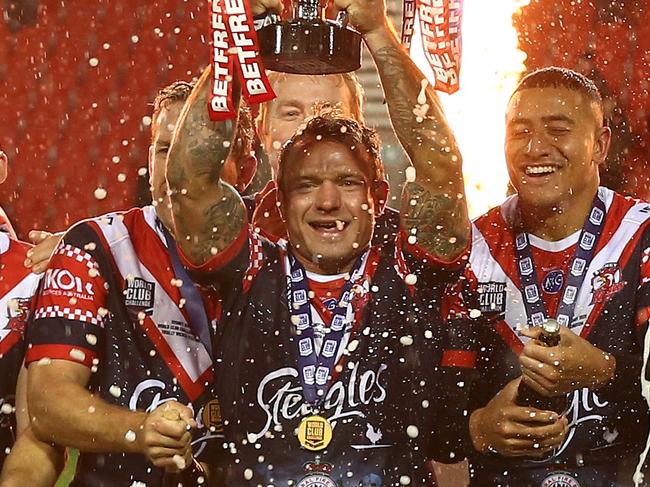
[165,1,473,483]
[24,81,237,486]
[454,67,650,486]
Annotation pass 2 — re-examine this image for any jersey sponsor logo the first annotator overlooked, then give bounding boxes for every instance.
[477,281,506,313]
[541,471,582,487]
[124,277,155,315]
[590,263,626,304]
[554,387,608,457]
[7,297,31,334]
[542,269,564,294]
[43,268,94,300]
[251,362,388,442]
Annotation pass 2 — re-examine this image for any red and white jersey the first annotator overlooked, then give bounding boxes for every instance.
[452,187,650,483]
[0,230,40,468]
[26,206,221,486]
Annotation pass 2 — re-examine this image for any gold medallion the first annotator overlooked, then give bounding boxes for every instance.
[202,398,224,433]
[297,415,333,451]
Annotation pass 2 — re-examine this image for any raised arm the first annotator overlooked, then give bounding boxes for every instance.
[334,0,470,262]
[166,65,247,265]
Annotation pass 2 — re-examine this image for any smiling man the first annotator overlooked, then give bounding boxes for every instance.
[451,67,650,486]
[165,0,473,482]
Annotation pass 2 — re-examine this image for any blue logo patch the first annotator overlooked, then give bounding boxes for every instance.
[542,269,564,294]
[322,298,338,311]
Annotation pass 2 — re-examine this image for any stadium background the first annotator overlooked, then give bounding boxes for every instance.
[0,0,648,240]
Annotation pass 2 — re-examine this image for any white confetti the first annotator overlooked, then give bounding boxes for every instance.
[400,335,414,346]
[347,340,359,353]
[125,430,136,442]
[405,166,416,182]
[69,348,86,362]
[0,403,13,415]
[400,475,411,485]
[172,454,186,470]
[109,385,122,398]
[404,274,417,286]
[406,425,419,438]
[469,309,482,319]
[89,57,99,67]
[86,334,97,346]
[94,188,107,200]
[244,468,254,480]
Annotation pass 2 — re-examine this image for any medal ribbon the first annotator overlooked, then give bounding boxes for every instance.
[209,0,276,121]
[514,191,607,327]
[160,223,213,358]
[400,0,463,94]
[287,251,366,407]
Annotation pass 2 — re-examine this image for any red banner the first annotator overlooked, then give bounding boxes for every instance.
[402,0,463,94]
[209,0,276,121]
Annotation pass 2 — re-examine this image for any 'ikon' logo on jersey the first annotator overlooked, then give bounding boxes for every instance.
[124,277,155,315]
[477,282,506,313]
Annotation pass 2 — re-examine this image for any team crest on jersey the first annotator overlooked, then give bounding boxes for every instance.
[124,277,155,315]
[542,269,564,294]
[6,297,31,334]
[296,460,337,487]
[590,263,626,304]
[541,471,582,487]
[477,281,506,313]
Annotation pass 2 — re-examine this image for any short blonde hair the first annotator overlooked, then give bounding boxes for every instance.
[257,71,365,131]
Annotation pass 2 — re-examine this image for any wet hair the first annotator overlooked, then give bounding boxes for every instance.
[257,71,365,131]
[513,67,604,122]
[152,80,196,120]
[276,112,384,194]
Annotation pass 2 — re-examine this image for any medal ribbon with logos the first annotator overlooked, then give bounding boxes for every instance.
[514,191,607,330]
[286,250,367,485]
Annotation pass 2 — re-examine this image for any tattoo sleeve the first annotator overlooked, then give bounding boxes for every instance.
[366,23,470,261]
[166,66,246,265]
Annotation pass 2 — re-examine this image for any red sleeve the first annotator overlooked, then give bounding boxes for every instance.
[26,240,108,368]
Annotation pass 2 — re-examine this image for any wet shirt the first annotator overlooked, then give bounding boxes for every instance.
[26,206,222,487]
[0,231,39,468]
[182,223,473,487]
[449,187,650,486]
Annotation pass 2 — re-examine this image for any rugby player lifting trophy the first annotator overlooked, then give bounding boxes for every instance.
[256,0,362,74]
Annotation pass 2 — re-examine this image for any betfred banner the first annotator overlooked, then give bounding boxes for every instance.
[209,0,276,121]
[402,0,463,94]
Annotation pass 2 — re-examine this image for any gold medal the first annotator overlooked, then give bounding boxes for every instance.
[297,415,333,451]
[202,398,224,433]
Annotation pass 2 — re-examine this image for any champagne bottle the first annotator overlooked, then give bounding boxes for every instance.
[516,319,567,414]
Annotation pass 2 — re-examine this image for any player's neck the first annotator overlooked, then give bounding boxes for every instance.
[519,189,598,242]
[293,252,360,276]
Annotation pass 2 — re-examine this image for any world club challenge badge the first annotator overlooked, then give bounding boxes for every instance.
[298,415,333,451]
[296,458,337,487]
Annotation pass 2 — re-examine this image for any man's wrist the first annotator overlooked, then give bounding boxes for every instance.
[469,408,488,454]
[594,351,617,390]
[128,411,150,455]
[362,19,396,52]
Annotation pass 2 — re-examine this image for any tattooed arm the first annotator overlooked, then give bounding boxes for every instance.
[166,66,246,265]
[334,0,470,262]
